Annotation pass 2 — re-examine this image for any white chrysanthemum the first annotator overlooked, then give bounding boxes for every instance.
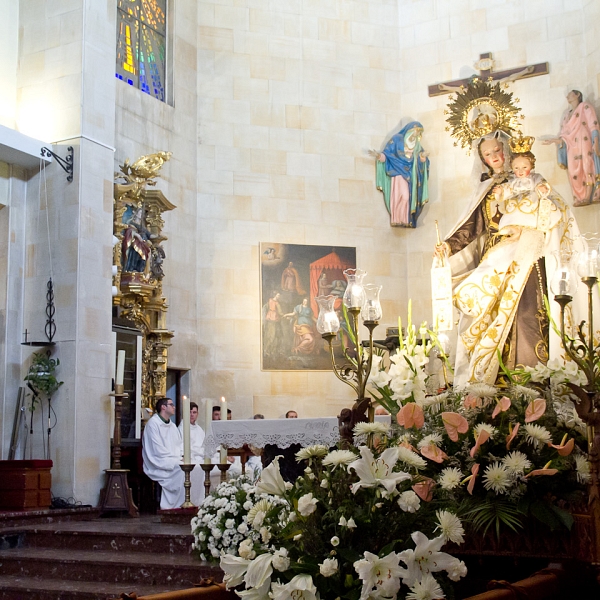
[483,462,511,494]
[417,433,443,449]
[575,455,591,483]
[272,547,290,571]
[406,573,445,600]
[473,423,497,440]
[322,449,358,468]
[464,383,497,398]
[396,446,427,469]
[503,451,532,474]
[420,392,449,412]
[438,467,462,490]
[354,421,390,436]
[247,499,272,527]
[511,384,540,400]
[238,538,256,559]
[524,423,552,448]
[435,510,465,544]
[296,445,329,462]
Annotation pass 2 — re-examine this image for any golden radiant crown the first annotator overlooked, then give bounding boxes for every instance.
[445,78,524,151]
[509,133,535,154]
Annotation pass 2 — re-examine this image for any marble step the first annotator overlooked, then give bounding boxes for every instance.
[2,525,193,554]
[0,517,195,554]
[0,575,187,600]
[0,547,220,586]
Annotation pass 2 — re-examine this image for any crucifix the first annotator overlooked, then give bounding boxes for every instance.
[428,52,548,97]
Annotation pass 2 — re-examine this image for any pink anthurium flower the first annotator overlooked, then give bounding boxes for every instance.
[420,444,448,463]
[441,412,469,442]
[412,477,435,502]
[469,429,490,458]
[492,396,511,419]
[397,402,424,429]
[464,463,479,495]
[549,434,575,457]
[506,422,519,450]
[526,461,558,477]
[463,395,479,409]
[524,398,546,423]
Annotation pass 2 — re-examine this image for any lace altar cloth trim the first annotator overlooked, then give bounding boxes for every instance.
[203,418,341,456]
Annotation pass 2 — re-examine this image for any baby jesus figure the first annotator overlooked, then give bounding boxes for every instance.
[493,150,557,240]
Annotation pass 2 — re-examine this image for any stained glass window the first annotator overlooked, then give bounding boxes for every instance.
[116,0,167,102]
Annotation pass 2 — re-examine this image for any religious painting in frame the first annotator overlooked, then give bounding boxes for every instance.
[260,243,357,371]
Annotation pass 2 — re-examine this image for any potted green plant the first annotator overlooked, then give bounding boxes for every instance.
[0,352,63,511]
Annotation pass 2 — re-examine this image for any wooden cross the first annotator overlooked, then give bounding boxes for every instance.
[428,52,549,97]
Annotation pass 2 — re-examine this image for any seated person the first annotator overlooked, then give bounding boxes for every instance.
[142,398,185,509]
[178,401,206,506]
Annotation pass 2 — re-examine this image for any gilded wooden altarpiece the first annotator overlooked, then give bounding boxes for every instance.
[112,152,175,411]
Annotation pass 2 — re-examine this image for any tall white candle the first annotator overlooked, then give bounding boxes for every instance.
[204,399,212,464]
[116,350,125,386]
[182,395,191,464]
[220,396,228,463]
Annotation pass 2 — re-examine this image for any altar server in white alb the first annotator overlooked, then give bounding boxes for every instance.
[178,401,206,506]
[142,397,185,509]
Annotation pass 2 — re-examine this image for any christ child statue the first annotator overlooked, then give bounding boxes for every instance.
[492,148,556,238]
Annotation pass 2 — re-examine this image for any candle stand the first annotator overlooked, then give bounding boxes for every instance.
[200,464,214,498]
[180,463,196,508]
[316,271,381,447]
[217,463,231,483]
[553,259,600,566]
[99,384,139,517]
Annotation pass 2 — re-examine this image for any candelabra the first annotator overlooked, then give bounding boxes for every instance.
[552,239,600,565]
[316,270,382,446]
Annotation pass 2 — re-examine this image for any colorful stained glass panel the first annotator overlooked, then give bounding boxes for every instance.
[116,0,166,102]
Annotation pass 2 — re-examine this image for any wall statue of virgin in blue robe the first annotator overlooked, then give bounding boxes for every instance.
[375,121,430,228]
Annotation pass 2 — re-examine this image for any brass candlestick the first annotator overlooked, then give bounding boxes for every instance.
[200,464,214,498]
[180,463,196,508]
[217,463,231,483]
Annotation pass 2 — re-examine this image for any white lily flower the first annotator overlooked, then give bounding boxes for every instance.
[255,457,287,496]
[244,553,273,588]
[236,580,271,600]
[397,532,458,587]
[348,446,411,496]
[220,554,250,588]
[271,574,319,600]
[354,550,404,600]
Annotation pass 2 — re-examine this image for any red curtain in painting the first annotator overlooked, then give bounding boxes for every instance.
[309,251,352,317]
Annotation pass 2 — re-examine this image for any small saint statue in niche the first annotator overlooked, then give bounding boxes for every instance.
[121,206,154,275]
[371,122,430,228]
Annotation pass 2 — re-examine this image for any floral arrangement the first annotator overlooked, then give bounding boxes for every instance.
[193,435,468,600]
[368,317,590,535]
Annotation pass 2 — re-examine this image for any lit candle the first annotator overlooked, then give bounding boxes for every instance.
[220,396,228,464]
[182,395,191,464]
[221,396,228,421]
[116,350,125,386]
[204,399,212,464]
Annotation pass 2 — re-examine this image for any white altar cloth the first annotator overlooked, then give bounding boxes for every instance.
[203,415,390,457]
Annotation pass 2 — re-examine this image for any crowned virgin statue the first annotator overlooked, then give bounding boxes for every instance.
[434,80,589,386]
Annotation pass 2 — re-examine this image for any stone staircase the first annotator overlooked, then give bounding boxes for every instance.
[0,516,221,600]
